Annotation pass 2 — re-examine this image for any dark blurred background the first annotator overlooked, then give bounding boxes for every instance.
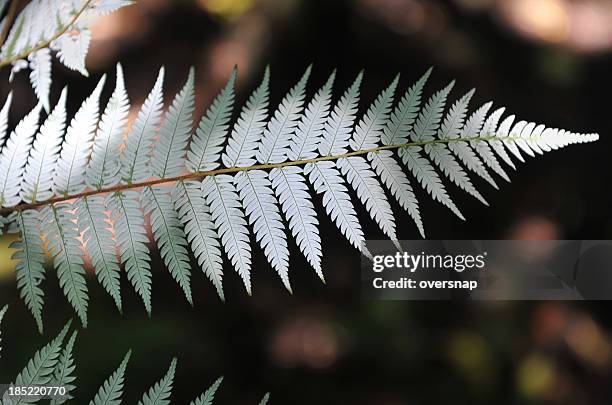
[2,0,612,403]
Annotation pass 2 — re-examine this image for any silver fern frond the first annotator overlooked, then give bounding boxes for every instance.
[0,0,132,109]
[0,65,598,330]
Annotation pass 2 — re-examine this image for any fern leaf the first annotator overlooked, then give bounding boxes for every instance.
[109,190,152,314]
[53,76,105,196]
[438,89,474,140]
[337,156,398,243]
[382,68,431,145]
[269,166,322,280]
[9,321,71,405]
[516,122,539,156]
[41,204,89,327]
[189,376,223,405]
[483,108,516,169]
[428,90,487,205]
[449,102,498,188]
[0,304,7,357]
[350,74,398,151]
[89,350,131,405]
[222,67,270,168]
[187,67,236,173]
[235,171,290,291]
[410,81,454,142]
[152,68,195,179]
[427,143,487,205]
[369,151,424,237]
[257,65,311,164]
[56,29,92,76]
[259,393,270,405]
[87,63,130,190]
[137,358,177,405]
[399,147,464,220]
[0,104,41,207]
[288,70,335,161]
[172,181,224,301]
[143,186,193,305]
[306,161,369,257]
[76,196,122,312]
[473,134,510,182]
[510,121,532,156]
[94,0,134,15]
[49,331,78,405]
[202,175,252,294]
[21,87,67,204]
[525,123,546,155]
[28,48,52,112]
[11,210,46,333]
[121,67,165,184]
[0,92,12,148]
[501,117,524,161]
[318,71,363,156]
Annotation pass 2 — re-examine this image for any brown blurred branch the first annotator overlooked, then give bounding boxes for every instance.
[0,0,21,46]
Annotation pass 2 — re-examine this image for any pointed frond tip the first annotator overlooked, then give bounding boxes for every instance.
[0,66,597,326]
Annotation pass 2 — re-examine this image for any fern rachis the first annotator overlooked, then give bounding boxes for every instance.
[0,64,598,330]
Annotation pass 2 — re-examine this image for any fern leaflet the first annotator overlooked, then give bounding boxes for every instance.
[0,65,598,328]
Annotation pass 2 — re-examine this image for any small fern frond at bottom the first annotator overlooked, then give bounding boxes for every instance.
[0,65,598,328]
[259,393,271,405]
[1,314,271,404]
[90,350,131,405]
[49,331,78,405]
[189,377,223,405]
[138,358,177,405]
[0,304,7,357]
[3,320,71,405]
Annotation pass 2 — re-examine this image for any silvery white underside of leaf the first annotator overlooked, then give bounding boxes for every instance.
[0,64,598,331]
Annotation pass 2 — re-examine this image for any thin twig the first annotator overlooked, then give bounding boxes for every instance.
[0,135,522,216]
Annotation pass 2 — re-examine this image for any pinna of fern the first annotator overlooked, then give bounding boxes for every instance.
[0,63,598,333]
[0,0,132,111]
[0,308,271,404]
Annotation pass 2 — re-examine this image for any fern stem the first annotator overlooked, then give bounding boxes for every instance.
[0,0,94,68]
[0,135,521,215]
